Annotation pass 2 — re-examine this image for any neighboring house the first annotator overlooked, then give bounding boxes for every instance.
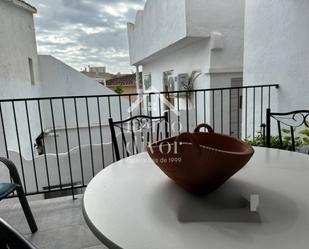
[81,66,115,85]
[243,0,309,135]
[127,0,245,136]
[0,0,40,98]
[0,0,130,158]
[106,73,140,101]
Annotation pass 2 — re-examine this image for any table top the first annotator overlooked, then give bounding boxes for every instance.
[83,147,309,249]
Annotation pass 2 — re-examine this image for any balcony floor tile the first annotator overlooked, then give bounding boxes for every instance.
[0,195,107,249]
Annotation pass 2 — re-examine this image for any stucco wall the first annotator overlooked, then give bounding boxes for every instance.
[37,55,131,154]
[0,1,41,158]
[37,55,130,128]
[0,55,131,158]
[0,0,40,99]
[38,55,115,97]
[187,0,244,72]
[128,0,245,68]
[142,38,211,132]
[141,39,243,135]
[130,0,245,134]
[142,38,211,92]
[128,0,187,65]
[243,0,309,137]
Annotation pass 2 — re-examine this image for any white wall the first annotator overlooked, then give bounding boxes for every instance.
[0,0,40,99]
[141,41,243,135]
[0,128,157,195]
[0,1,136,193]
[143,39,211,92]
[186,0,244,37]
[128,0,245,68]
[129,0,245,134]
[0,38,131,159]
[0,53,131,159]
[0,1,41,159]
[35,55,131,154]
[141,38,210,132]
[187,0,245,74]
[38,55,116,97]
[128,0,187,65]
[243,0,309,138]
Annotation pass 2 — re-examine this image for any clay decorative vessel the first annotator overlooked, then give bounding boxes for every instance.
[147,124,254,194]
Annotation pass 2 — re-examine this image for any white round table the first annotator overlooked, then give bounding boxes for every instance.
[83,147,309,249]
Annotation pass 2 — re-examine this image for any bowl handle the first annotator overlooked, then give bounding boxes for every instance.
[194,123,214,133]
[175,133,201,155]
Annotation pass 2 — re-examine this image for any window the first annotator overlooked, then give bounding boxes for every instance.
[28,57,35,85]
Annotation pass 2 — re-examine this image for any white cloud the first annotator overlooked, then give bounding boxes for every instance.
[26,0,145,73]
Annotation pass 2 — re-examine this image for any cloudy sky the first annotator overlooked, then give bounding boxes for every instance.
[27,0,145,73]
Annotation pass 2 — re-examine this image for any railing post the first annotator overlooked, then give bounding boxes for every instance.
[260,123,266,146]
[164,112,169,138]
[149,93,153,143]
[61,98,75,200]
[186,92,189,132]
[266,108,271,147]
[109,118,120,161]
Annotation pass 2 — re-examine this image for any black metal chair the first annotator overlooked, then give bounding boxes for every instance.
[266,108,309,152]
[0,218,38,249]
[0,157,37,233]
[109,112,169,161]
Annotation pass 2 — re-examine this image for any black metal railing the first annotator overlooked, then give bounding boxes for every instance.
[0,84,279,198]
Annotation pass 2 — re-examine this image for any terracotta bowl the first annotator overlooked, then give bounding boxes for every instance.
[147,124,254,194]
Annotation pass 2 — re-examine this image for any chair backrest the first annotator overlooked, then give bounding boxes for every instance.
[0,218,38,249]
[266,108,309,151]
[109,112,169,161]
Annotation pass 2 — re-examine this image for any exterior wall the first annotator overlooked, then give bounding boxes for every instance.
[0,131,148,195]
[243,0,309,138]
[0,1,41,159]
[0,0,40,99]
[186,0,244,37]
[129,0,245,134]
[141,39,211,133]
[128,0,187,65]
[0,1,135,191]
[128,0,245,67]
[0,54,133,190]
[141,40,243,135]
[37,55,131,154]
[38,55,115,97]
[186,0,245,73]
[142,39,211,92]
[0,55,131,159]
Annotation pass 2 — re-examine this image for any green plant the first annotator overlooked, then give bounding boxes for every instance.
[299,128,309,145]
[245,127,309,152]
[114,85,124,94]
[281,128,303,148]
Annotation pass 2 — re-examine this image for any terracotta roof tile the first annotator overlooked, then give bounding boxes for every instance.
[106,73,142,86]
